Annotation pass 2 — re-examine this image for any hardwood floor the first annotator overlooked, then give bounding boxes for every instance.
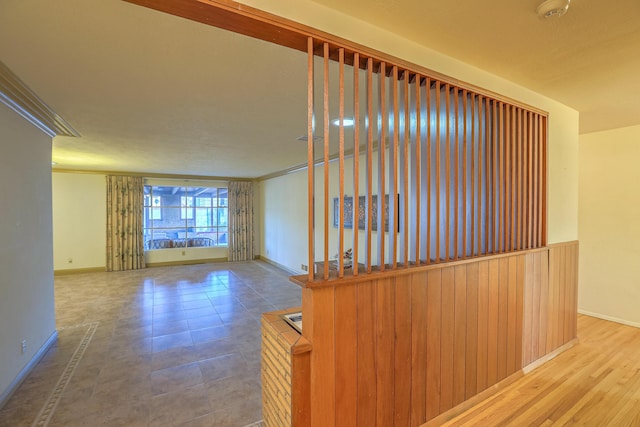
[437,314,640,426]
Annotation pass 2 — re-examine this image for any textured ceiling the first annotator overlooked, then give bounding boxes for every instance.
[0,0,309,178]
[1,0,638,179]
[311,0,640,135]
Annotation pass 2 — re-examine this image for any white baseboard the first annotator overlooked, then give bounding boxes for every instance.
[578,309,640,329]
[257,256,300,276]
[0,330,58,409]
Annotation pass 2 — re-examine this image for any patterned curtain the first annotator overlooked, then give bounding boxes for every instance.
[228,181,255,262]
[106,175,146,271]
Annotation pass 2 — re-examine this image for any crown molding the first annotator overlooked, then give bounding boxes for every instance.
[0,61,79,138]
[52,168,255,182]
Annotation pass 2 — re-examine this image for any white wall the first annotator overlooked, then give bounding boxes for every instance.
[0,103,56,400]
[254,0,579,273]
[579,125,640,326]
[52,172,106,271]
[52,174,254,267]
[260,173,308,273]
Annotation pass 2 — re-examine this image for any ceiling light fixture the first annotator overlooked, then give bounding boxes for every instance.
[332,118,354,127]
[536,0,571,18]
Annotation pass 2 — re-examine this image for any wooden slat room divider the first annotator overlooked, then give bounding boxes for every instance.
[294,241,578,427]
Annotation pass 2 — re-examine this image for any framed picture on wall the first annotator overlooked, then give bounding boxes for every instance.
[333,194,393,232]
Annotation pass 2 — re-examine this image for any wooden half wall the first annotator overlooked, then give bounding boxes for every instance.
[293,240,578,427]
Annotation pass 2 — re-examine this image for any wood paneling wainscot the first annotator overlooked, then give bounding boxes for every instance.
[290,241,578,427]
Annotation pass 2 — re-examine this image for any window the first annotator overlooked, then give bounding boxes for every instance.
[143,185,228,250]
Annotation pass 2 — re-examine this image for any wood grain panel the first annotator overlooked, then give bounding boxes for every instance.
[440,267,455,412]
[394,274,412,426]
[410,272,428,426]
[453,265,467,406]
[531,252,541,360]
[515,254,525,371]
[335,284,357,427]
[522,253,534,366]
[465,263,479,400]
[497,257,509,381]
[356,281,376,426]
[426,269,442,419]
[310,286,335,427]
[486,259,500,386]
[506,255,518,375]
[293,243,578,427]
[376,278,395,426]
[538,249,550,356]
[476,260,489,392]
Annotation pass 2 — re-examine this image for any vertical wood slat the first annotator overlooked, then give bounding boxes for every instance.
[378,62,387,271]
[516,108,523,251]
[445,84,451,261]
[529,114,536,249]
[453,87,460,260]
[435,81,442,263]
[462,90,468,259]
[392,66,399,269]
[477,96,483,258]
[498,102,505,253]
[510,106,517,252]
[531,114,537,249]
[365,58,374,273]
[426,78,432,264]
[541,116,548,246]
[353,53,360,276]
[309,46,548,279]
[403,72,410,267]
[307,37,314,282]
[505,104,511,252]
[470,94,476,257]
[414,77,422,265]
[338,48,345,277]
[322,42,330,280]
[491,101,500,253]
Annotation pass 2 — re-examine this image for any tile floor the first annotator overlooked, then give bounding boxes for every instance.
[0,261,302,426]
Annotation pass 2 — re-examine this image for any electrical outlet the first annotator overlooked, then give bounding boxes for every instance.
[301,264,308,272]
[181,251,186,256]
[21,340,27,354]
[67,258,73,264]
